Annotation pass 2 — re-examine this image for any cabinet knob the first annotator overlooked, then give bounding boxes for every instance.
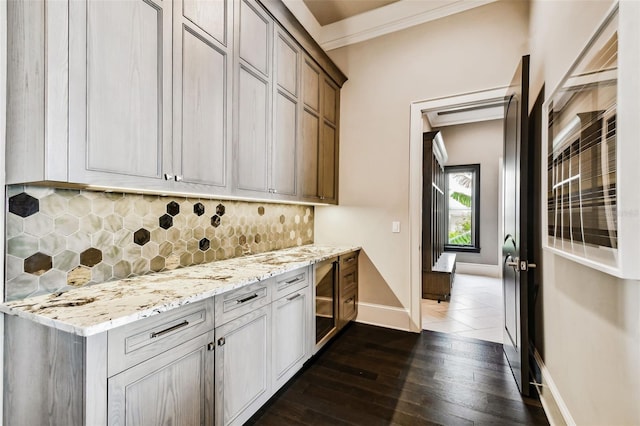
[217,337,226,347]
[174,175,183,182]
[164,173,173,181]
[207,342,215,351]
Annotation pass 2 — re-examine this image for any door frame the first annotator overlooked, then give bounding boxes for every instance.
[408,86,508,331]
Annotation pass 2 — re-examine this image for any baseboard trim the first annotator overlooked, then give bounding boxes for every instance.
[356,302,412,332]
[532,349,575,426]
[456,262,501,278]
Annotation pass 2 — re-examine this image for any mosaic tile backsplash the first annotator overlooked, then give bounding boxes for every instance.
[5,186,314,301]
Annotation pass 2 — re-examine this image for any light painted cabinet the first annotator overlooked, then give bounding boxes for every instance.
[234,0,300,201]
[272,268,311,388]
[301,56,340,204]
[215,304,272,426]
[108,331,215,426]
[3,264,321,425]
[68,0,174,189]
[271,29,301,199]
[8,0,232,194]
[7,0,345,204]
[172,0,233,194]
[3,299,216,426]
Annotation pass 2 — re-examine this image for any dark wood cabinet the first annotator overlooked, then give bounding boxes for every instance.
[422,131,456,301]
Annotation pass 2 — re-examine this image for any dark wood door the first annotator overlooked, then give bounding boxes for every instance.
[502,55,532,396]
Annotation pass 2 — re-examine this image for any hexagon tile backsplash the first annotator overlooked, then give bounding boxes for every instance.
[5,186,314,301]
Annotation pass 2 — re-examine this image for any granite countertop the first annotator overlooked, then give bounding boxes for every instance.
[0,244,360,337]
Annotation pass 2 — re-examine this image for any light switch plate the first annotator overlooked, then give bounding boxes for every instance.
[392,221,400,233]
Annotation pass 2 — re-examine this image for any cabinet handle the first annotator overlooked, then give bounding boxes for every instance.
[285,276,303,285]
[345,297,354,304]
[345,256,356,263]
[286,293,301,301]
[218,337,225,347]
[150,320,189,338]
[174,175,183,182]
[235,293,259,304]
[164,173,174,181]
[207,342,215,351]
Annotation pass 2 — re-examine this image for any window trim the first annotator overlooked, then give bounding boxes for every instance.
[444,164,481,253]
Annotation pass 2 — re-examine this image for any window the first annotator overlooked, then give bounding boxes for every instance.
[444,164,480,252]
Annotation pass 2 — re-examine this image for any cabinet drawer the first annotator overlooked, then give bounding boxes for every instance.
[273,267,309,300]
[108,298,215,377]
[340,265,358,294]
[339,250,359,268]
[215,280,271,326]
[340,289,357,324]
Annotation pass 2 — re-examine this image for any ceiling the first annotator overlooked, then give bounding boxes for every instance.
[283,0,498,50]
[302,0,400,26]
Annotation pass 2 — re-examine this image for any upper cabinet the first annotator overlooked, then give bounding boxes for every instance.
[234,0,273,196]
[67,0,174,190]
[234,0,301,201]
[301,57,339,204]
[173,0,233,194]
[6,0,346,204]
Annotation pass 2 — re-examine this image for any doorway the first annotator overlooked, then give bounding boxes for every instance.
[410,88,508,342]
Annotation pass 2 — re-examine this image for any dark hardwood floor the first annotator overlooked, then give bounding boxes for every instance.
[248,323,549,426]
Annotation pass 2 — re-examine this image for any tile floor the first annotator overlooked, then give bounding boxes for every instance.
[422,273,504,343]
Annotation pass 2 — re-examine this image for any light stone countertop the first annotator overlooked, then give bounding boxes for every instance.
[0,244,360,336]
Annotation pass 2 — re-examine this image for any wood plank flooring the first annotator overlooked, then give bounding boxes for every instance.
[248,323,549,425]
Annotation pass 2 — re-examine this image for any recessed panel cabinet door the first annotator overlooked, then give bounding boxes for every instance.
[273,287,308,389]
[69,0,172,188]
[235,0,272,194]
[321,122,337,202]
[174,0,232,192]
[237,67,270,192]
[215,306,272,426]
[108,332,214,426]
[301,109,320,199]
[271,31,300,197]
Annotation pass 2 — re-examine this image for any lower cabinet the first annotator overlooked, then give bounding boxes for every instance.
[272,282,311,389]
[3,264,319,425]
[214,304,272,426]
[108,331,216,426]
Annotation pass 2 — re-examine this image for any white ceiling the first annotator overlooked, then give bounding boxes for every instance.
[283,0,499,50]
[302,0,400,26]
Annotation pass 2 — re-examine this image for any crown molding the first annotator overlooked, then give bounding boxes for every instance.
[320,0,498,50]
[280,0,322,42]
[281,0,499,51]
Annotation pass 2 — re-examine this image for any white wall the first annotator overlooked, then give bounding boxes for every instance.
[439,119,503,266]
[314,0,528,326]
[530,1,640,424]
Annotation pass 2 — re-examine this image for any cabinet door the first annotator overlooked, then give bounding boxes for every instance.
[173,0,232,193]
[320,78,339,204]
[271,30,300,197]
[301,58,321,200]
[108,331,215,426]
[215,305,271,426]
[69,0,173,190]
[272,286,309,389]
[235,0,272,194]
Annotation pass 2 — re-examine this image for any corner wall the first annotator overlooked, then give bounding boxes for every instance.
[314,0,528,328]
[529,1,640,424]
